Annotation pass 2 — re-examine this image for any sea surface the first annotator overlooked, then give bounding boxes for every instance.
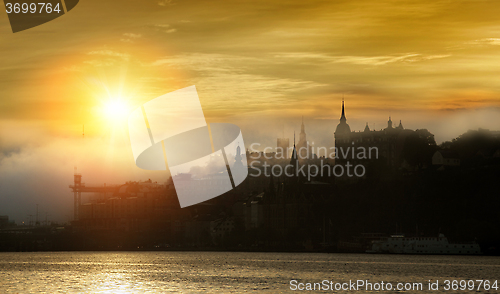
[0,252,499,293]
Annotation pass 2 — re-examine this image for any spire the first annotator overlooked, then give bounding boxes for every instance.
[387,116,393,129]
[335,97,351,135]
[398,120,404,130]
[340,96,346,121]
[290,131,298,163]
[289,134,299,171]
[235,143,242,162]
[300,116,305,134]
[364,122,370,132]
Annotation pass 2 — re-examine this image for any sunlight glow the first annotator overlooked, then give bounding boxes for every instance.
[103,99,130,122]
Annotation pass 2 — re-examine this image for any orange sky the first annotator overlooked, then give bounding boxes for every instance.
[1,0,500,138]
[1,0,500,221]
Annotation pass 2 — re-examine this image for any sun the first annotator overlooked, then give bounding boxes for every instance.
[103,99,130,122]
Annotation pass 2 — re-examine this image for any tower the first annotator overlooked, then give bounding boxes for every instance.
[299,116,306,143]
[288,132,299,181]
[231,143,246,186]
[235,144,242,163]
[72,170,82,220]
[340,99,346,122]
[387,117,393,129]
[334,98,351,135]
[291,133,297,165]
[296,116,312,159]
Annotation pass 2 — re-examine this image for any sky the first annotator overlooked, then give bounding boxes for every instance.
[1,0,500,222]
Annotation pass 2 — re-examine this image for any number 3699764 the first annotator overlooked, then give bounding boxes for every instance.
[6,3,62,14]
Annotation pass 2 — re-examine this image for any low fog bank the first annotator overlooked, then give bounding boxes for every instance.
[1,107,498,223]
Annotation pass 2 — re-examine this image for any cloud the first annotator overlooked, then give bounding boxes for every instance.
[467,38,500,46]
[2,0,500,224]
[123,33,142,39]
[274,52,451,66]
[150,53,326,116]
[84,49,132,66]
[151,24,176,33]
[87,50,130,60]
[121,33,142,43]
[158,0,174,6]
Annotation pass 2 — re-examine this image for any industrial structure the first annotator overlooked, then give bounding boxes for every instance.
[68,171,118,221]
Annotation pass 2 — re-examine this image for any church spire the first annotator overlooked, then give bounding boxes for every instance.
[289,131,299,177]
[340,96,346,122]
[364,122,370,132]
[235,143,242,162]
[398,120,404,129]
[335,96,351,135]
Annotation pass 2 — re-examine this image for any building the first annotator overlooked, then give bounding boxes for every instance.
[296,117,314,159]
[241,143,333,247]
[334,99,415,169]
[0,216,9,228]
[432,150,460,166]
[74,177,186,234]
[210,217,236,244]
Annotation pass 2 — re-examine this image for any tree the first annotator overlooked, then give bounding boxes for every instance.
[402,129,437,169]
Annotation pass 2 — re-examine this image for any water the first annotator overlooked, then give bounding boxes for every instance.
[0,252,499,293]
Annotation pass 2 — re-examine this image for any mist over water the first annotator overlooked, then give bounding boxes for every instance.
[0,123,168,224]
[0,105,499,223]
